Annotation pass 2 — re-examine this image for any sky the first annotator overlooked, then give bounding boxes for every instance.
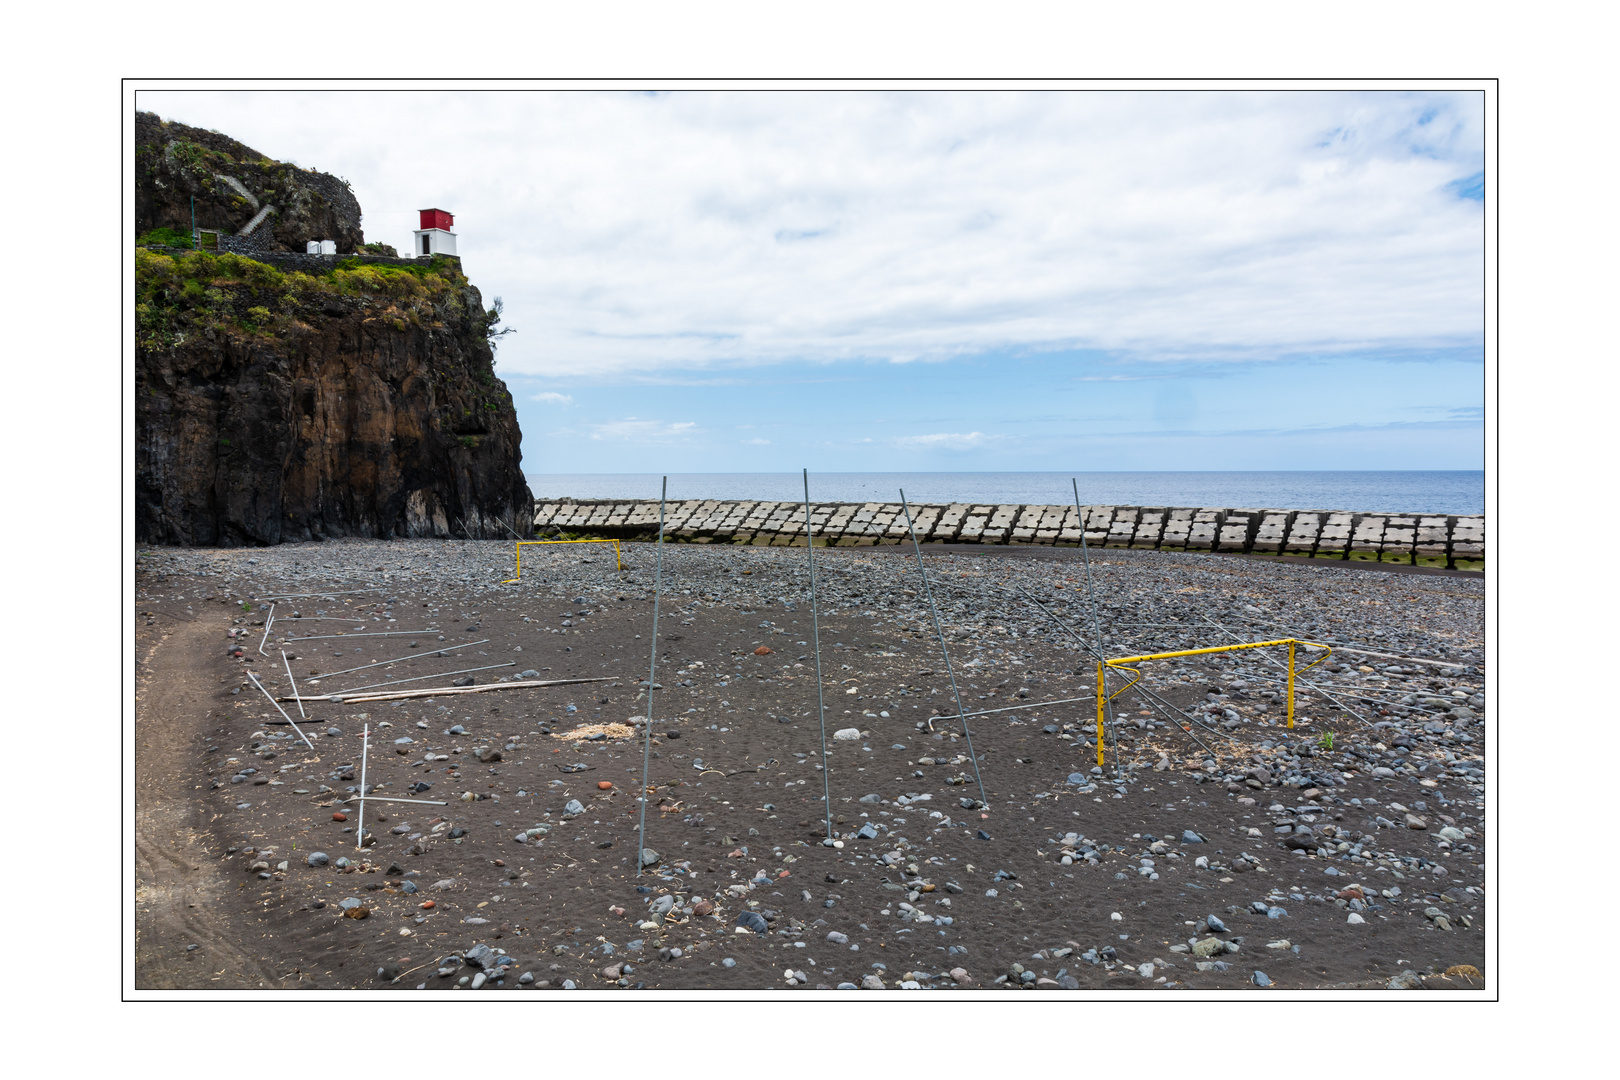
[136,88,1485,473]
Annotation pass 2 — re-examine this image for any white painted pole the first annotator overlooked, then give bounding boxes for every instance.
[280,650,306,719]
[245,670,315,751]
[357,724,369,852]
[258,603,276,654]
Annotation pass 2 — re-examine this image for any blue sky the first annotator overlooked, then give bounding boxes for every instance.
[137,89,1485,472]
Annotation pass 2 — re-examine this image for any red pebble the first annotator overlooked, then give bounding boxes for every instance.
[332,813,347,822]
[598,780,613,790]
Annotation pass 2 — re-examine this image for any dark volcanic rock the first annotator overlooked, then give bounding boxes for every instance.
[135,111,363,253]
[135,238,531,546]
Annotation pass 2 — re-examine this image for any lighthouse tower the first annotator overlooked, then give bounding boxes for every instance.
[413,208,458,257]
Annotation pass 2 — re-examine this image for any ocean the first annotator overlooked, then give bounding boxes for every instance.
[524,471,1485,516]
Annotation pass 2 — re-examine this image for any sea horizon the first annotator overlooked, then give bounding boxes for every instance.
[523,470,1486,516]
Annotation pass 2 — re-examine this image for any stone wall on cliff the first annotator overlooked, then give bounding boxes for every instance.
[136,249,532,545]
[135,111,364,253]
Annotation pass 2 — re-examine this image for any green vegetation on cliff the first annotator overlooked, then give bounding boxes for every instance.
[135,249,476,353]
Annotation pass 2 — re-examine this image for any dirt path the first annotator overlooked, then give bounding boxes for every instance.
[134,609,279,990]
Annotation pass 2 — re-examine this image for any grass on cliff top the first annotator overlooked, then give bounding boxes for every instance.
[137,248,466,299]
[135,249,471,350]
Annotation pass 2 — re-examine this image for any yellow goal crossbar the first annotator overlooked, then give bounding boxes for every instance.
[1094,638,1332,767]
[503,538,624,583]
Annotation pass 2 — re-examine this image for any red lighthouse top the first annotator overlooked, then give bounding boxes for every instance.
[419,208,454,231]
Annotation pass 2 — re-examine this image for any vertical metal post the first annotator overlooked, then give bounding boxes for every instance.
[1073,478,1121,778]
[634,478,667,875]
[1095,659,1107,768]
[900,490,988,808]
[1287,639,1297,730]
[356,723,370,851]
[191,195,196,247]
[804,469,833,842]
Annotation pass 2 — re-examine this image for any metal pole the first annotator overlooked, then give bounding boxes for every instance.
[284,630,440,642]
[1095,659,1106,769]
[314,661,516,698]
[1287,640,1297,731]
[244,670,315,751]
[635,477,667,876]
[342,796,447,806]
[191,195,195,247]
[899,489,988,808]
[281,649,305,719]
[1073,478,1121,779]
[356,724,369,851]
[804,469,833,842]
[304,640,491,682]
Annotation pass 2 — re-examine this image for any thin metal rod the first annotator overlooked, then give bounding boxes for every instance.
[357,724,369,851]
[255,589,384,600]
[305,640,490,682]
[804,468,833,842]
[1232,614,1470,670]
[635,477,667,876]
[258,603,275,655]
[281,649,306,719]
[285,630,440,641]
[245,670,315,751]
[278,617,368,623]
[338,795,448,806]
[320,662,517,697]
[285,674,609,705]
[1073,478,1121,778]
[927,695,1095,722]
[900,489,988,807]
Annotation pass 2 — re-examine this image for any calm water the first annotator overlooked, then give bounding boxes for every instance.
[525,472,1484,515]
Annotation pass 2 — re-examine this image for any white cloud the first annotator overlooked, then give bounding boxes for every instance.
[891,431,1005,450]
[531,391,574,405]
[139,90,1485,378]
[582,418,698,442]
[745,437,770,445]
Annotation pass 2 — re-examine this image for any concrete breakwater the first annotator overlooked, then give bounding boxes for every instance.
[532,500,1485,569]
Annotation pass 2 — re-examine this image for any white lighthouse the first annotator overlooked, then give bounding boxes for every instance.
[413,208,458,257]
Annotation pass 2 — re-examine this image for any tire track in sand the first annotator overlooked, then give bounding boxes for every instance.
[135,611,280,989]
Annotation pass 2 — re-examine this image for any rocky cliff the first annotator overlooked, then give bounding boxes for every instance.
[135,111,363,252]
[135,249,532,545]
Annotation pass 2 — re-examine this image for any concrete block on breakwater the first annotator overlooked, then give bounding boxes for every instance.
[531,500,1485,569]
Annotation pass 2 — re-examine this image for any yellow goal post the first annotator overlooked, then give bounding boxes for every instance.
[503,538,624,583]
[1094,638,1332,767]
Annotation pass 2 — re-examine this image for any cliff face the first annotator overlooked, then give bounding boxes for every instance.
[135,111,363,252]
[136,250,532,545]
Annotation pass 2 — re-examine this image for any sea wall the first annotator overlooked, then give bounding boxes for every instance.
[531,500,1484,568]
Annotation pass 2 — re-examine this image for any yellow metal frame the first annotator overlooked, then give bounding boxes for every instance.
[1094,638,1331,767]
[503,538,624,583]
